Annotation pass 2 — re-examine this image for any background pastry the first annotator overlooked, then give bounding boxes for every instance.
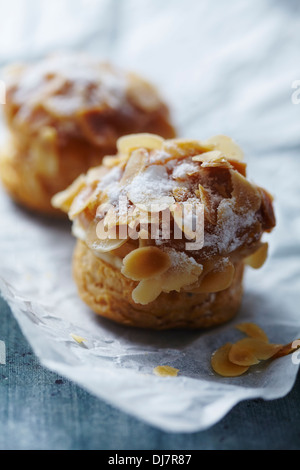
[0,53,175,214]
[53,133,276,329]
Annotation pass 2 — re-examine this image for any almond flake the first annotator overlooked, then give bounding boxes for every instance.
[117,133,163,155]
[228,338,282,366]
[244,243,268,269]
[211,343,249,377]
[153,366,179,377]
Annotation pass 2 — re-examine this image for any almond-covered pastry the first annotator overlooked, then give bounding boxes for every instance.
[52,133,276,329]
[0,53,175,214]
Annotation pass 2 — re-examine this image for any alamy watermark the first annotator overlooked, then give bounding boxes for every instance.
[291,340,300,365]
[94,197,205,250]
[291,80,300,104]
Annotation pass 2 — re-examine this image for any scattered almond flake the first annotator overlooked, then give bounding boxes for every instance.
[153,366,179,377]
[211,343,249,377]
[228,338,282,366]
[272,339,300,359]
[70,334,87,344]
[235,322,269,342]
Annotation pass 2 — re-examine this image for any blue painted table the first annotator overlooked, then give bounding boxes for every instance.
[1,295,299,450]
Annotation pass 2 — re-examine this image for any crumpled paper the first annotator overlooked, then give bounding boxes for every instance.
[1,0,300,432]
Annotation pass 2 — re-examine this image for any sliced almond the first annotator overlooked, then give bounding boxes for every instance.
[68,185,99,220]
[203,135,244,161]
[85,166,109,184]
[102,153,129,169]
[153,366,179,377]
[235,322,269,342]
[121,246,171,281]
[228,338,282,366]
[51,174,86,213]
[170,201,204,240]
[117,133,163,155]
[70,334,86,344]
[192,150,222,162]
[230,170,261,213]
[244,243,268,269]
[272,339,300,359]
[162,139,208,159]
[211,343,249,377]
[132,278,162,304]
[87,221,128,253]
[102,206,119,230]
[160,263,203,293]
[197,262,235,293]
[227,160,247,177]
[119,149,147,185]
[131,197,175,214]
[197,184,217,225]
[201,159,232,169]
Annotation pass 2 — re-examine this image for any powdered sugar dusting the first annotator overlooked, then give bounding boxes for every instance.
[97,166,122,203]
[204,197,257,254]
[162,246,201,271]
[126,165,175,206]
[172,161,198,179]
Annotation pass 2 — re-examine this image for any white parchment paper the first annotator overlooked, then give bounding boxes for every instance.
[0,0,300,432]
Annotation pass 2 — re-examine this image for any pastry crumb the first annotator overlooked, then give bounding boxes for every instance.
[70,333,87,344]
[153,365,179,377]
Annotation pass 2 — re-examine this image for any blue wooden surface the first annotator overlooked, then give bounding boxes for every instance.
[1,295,300,450]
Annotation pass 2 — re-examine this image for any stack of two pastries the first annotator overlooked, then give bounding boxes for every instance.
[0,54,276,330]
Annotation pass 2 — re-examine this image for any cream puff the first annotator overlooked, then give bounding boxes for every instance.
[0,53,175,214]
[52,133,276,329]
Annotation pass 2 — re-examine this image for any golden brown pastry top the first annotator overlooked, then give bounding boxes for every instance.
[3,53,175,147]
[53,134,276,304]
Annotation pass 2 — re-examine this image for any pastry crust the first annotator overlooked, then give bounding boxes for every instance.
[0,53,175,214]
[73,240,244,329]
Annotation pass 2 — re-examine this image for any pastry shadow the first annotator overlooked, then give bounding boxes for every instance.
[86,289,278,379]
